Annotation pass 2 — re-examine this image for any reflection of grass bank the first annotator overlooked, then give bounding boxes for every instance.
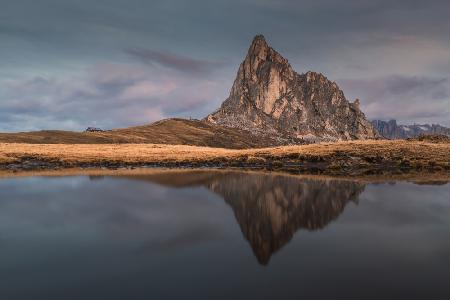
[0,168,449,185]
[0,140,449,176]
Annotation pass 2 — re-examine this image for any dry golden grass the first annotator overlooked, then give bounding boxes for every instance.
[0,139,449,169]
[0,143,239,164]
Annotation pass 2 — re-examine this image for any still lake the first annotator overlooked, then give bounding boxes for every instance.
[0,170,449,300]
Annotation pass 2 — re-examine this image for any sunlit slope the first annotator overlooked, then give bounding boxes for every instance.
[0,118,279,149]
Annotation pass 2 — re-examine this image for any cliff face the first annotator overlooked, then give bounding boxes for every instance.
[206,35,379,142]
[371,119,450,139]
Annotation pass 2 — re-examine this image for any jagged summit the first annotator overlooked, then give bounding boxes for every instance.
[249,34,269,53]
[206,35,379,142]
[247,34,283,63]
[251,34,268,46]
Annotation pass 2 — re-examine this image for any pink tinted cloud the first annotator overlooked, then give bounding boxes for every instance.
[89,63,147,85]
[119,80,177,101]
[0,60,230,131]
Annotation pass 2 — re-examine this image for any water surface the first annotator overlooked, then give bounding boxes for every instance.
[0,171,449,300]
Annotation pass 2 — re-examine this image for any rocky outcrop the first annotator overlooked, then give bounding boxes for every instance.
[85,127,104,132]
[371,119,450,139]
[206,35,379,142]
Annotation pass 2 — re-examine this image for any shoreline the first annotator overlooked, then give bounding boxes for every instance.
[1,140,449,177]
[1,167,449,184]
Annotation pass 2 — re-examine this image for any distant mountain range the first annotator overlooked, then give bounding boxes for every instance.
[371,120,450,139]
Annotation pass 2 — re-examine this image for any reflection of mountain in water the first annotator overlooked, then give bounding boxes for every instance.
[124,171,365,265]
[207,174,364,264]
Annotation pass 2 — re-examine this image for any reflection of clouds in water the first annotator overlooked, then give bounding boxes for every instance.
[0,176,232,249]
[0,173,449,264]
[0,171,450,264]
[137,225,226,254]
[0,172,449,299]
[0,172,366,264]
[352,182,450,227]
[334,182,450,261]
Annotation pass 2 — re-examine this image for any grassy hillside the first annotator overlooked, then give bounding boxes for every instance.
[0,119,281,149]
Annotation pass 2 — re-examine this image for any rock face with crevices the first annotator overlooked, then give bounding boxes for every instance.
[206,35,379,142]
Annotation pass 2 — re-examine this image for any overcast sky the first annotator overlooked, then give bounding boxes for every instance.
[1,0,449,131]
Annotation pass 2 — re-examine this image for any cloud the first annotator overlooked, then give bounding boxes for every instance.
[126,48,224,76]
[0,62,229,132]
[119,80,177,101]
[385,76,448,97]
[1,0,450,130]
[338,75,450,125]
[89,63,148,87]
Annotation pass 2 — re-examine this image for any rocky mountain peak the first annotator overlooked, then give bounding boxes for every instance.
[249,34,269,53]
[206,35,379,142]
[243,35,293,79]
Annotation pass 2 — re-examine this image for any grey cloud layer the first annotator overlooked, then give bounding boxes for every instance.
[339,75,450,125]
[0,0,449,131]
[0,63,230,131]
[126,48,224,75]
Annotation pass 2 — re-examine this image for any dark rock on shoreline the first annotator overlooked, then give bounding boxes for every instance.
[2,155,449,177]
